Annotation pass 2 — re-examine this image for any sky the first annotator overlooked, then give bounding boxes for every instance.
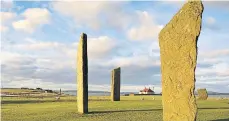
[1,0,229,93]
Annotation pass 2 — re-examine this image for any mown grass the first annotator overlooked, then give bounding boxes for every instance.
[1,96,229,121]
[0,88,35,93]
[1,88,59,97]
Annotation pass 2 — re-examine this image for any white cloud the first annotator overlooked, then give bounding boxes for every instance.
[52,1,101,29]
[206,16,216,25]
[198,58,222,65]
[15,41,63,51]
[1,77,76,90]
[88,36,116,59]
[150,41,160,51]
[12,8,50,33]
[197,80,229,85]
[196,62,229,76]
[1,51,24,64]
[102,55,160,68]
[10,36,117,60]
[198,75,229,81]
[0,25,9,32]
[2,35,119,68]
[127,11,163,41]
[0,12,15,23]
[1,0,14,10]
[214,63,229,76]
[199,49,229,58]
[204,16,219,30]
[1,50,75,85]
[0,11,16,32]
[203,1,229,11]
[52,1,131,30]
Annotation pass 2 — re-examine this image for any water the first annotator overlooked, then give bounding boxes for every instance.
[63,91,229,98]
[63,91,110,96]
[63,91,131,96]
[208,95,229,98]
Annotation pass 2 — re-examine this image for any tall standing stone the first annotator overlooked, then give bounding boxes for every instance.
[111,67,121,101]
[77,33,88,114]
[159,1,203,121]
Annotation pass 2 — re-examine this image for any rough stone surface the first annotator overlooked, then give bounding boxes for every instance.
[111,67,121,101]
[159,1,203,121]
[197,88,208,100]
[77,33,88,114]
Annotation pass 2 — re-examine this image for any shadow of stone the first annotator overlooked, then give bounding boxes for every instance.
[88,99,110,101]
[211,118,229,121]
[1,99,76,104]
[89,109,162,114]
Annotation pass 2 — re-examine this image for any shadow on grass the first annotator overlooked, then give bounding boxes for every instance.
[89,109,162,114]
[211,118,229,121]
[2,99,115,104]
[88,99,110,101]
[1,99,77,104]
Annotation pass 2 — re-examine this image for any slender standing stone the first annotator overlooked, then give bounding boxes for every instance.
[111,67,121,101]
[159,1,203,121]
[77,33,88,114]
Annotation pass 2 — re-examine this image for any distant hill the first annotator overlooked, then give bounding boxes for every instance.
[62,90,139,93]
[62,90,110,93]
[195,91,229,95]
[0,88,60,97]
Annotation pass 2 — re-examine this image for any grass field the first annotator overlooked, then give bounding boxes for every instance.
[1,96,229,121]
[0,88,35,93]
[0,88,60,97]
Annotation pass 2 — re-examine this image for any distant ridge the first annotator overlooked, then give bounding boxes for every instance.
[2,88,228,95]
[62,90,138,94]
[194,91,229,95]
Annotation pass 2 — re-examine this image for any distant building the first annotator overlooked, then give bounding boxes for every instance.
[44,89,53,93]
[129,93,135,96]
[21,87,29,89]
[139,87,155,94]
[36,87,43,90]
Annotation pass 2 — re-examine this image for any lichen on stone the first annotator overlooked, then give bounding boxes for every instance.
[111,67,121,101]
[197,88,208,100]
[77,33,88,114]
[159,1,204,121]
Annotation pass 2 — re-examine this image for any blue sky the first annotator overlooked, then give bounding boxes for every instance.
[1,1,229,93]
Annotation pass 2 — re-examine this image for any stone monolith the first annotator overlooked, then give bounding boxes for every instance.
[77,33,88,114]
[159,1,203,121]
[197,88,208,100]
[111,67,121,101]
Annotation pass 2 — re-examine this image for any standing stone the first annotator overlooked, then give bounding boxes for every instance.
[111,67,121,101]
[159,1,203,121]
[197,88,208,100]
[77,33,88,114]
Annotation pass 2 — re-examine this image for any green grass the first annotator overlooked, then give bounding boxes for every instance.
[1,88,35,93]
[1,96,229,121]
[1,88,59,97]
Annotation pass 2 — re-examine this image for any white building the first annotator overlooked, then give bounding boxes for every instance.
[139,87,155,94]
